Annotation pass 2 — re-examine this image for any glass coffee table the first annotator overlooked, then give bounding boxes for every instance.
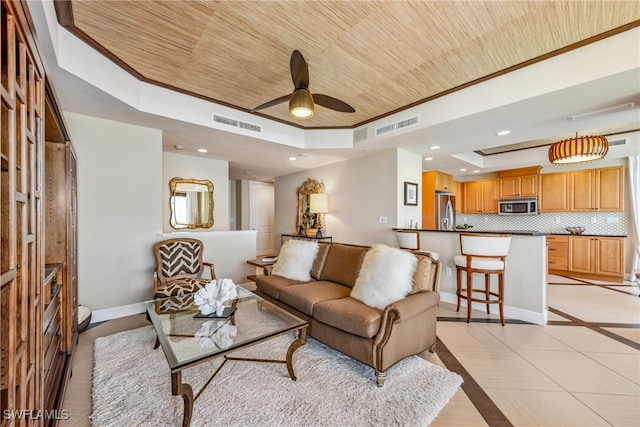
[146,287,307,427]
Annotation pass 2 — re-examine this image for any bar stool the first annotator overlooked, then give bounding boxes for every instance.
[396,230,420,250]
[453,233,511,326]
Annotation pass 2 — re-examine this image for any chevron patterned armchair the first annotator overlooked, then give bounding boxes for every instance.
[152,238,216,299]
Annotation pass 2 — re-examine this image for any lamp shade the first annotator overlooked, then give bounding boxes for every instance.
[548,135,608,164]
[289,89,314,119]
[309,193,328,213]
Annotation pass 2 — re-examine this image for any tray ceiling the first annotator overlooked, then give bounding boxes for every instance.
[57,1,640,129]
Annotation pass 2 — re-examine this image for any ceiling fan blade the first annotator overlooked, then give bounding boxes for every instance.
[251,94,290,112]
[312,94,356,113]
[290,50,309,90]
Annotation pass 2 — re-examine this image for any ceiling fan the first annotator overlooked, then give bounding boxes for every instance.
[252,50,356,120]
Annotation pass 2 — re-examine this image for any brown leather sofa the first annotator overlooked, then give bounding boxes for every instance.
[255,242,441,386]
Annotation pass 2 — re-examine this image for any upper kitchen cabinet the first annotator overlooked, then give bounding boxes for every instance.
[424,170,454,192]
[539,172,569,212]
[568,166,624,212]
[463,179,498,214]
[497,166,541,198]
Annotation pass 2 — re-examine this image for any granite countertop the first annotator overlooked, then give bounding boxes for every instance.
[394,228,627,237]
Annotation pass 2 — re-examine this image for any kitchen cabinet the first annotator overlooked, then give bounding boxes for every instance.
[463,179,498,213]
[497,166,541,198]
[424,170,454,192]
[567,235,624,281]
[546,235,568,271]
[539,172,569,212]
[569,166,624,212]
[421,170,454,229]
[453,180,463,214]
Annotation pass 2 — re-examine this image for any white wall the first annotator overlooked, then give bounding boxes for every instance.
[66,113,257,319]
[274,149,419,248]
[396,148,423,229]
[162,152,230,232]
[65,113,163,311]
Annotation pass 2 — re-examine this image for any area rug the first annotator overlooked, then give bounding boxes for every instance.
[91,326,462,427]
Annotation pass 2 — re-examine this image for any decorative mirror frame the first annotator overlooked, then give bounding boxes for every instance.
[169,177,214,229]
[296,178,325,236]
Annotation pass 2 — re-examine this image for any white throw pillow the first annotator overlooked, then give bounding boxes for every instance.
[351,244,418,310]
[271,239,319,281]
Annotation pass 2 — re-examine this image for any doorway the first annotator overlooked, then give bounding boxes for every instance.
[249,181,275,256]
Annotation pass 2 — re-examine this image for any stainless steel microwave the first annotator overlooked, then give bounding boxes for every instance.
[498,197,538,215]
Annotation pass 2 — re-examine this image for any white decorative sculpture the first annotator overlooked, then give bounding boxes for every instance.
[193,278,237,316]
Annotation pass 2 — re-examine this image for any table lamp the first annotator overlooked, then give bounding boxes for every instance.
[309,193,329,238]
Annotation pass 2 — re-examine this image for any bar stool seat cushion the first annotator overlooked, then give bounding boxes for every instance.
[453,255,505,270]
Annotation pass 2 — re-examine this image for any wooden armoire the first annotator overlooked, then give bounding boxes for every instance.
[1,1,78,424]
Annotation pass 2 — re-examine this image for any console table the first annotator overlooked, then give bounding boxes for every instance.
[281,234,333,244]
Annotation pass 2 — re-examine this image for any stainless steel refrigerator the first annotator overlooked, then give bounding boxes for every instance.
[436,193,456,230]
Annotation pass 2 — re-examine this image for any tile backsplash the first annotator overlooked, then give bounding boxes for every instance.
[457,212,627,235]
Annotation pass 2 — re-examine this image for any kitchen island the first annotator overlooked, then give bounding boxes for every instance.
[395,228,548,325]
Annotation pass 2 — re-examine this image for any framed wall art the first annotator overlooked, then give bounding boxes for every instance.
[404,182,418,206]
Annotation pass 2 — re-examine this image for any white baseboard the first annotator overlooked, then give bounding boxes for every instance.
[439,292,547,325]
[91,302,147,324]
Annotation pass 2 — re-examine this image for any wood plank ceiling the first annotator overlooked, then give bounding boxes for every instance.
[58,1,640,129]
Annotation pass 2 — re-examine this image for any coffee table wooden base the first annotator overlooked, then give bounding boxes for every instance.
[171,328,307,427]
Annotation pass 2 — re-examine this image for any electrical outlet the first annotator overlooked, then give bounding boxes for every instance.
[591,217,597,224]
[484,217,489,223]
[556,217,561,223]
[445,267,452,276]
[378,216,388,224]
[607,217,619,224]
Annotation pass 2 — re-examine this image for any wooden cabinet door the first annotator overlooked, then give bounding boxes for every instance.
[463,181,481,213]
[596,166,624,211]
[481,179,498,213]
[434,171,454,192]
[499,177,519,198]
[569,169,595,211]
[568,236,595,274]
[519,175,538,197]
[453,180,463,213]
[499,175,537,198]
[539,172,568,212]
[595,237,624,277]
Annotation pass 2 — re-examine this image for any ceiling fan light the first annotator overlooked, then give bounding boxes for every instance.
[289,89,314,119]
[548,135,609,164]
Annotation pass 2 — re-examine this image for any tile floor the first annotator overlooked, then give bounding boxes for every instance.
[61,275,640,426]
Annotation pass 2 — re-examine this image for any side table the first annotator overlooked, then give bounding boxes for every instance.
[280,234,333,244]
[246,256,277,280]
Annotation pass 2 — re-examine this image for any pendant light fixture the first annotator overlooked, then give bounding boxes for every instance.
[548,134,609,164]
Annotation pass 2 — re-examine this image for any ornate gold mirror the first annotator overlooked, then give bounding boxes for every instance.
[296,178,325,236]
[169,177,214,229]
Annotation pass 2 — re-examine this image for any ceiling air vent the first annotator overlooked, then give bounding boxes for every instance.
[607,138,626,147]
[374,115,419,137]
[213,114,262,133]
[353,127,369,143]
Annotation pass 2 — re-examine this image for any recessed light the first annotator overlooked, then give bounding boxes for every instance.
[197,148,207,153]
[424,157,433,161]
[430,146,440,150]
[496,130,510,136]
[473,170,480,173]
[244,171,252,175]
[174,144,183,150]
[459,168,467,172]
[299,153,311,157]
[289,157,297,161]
